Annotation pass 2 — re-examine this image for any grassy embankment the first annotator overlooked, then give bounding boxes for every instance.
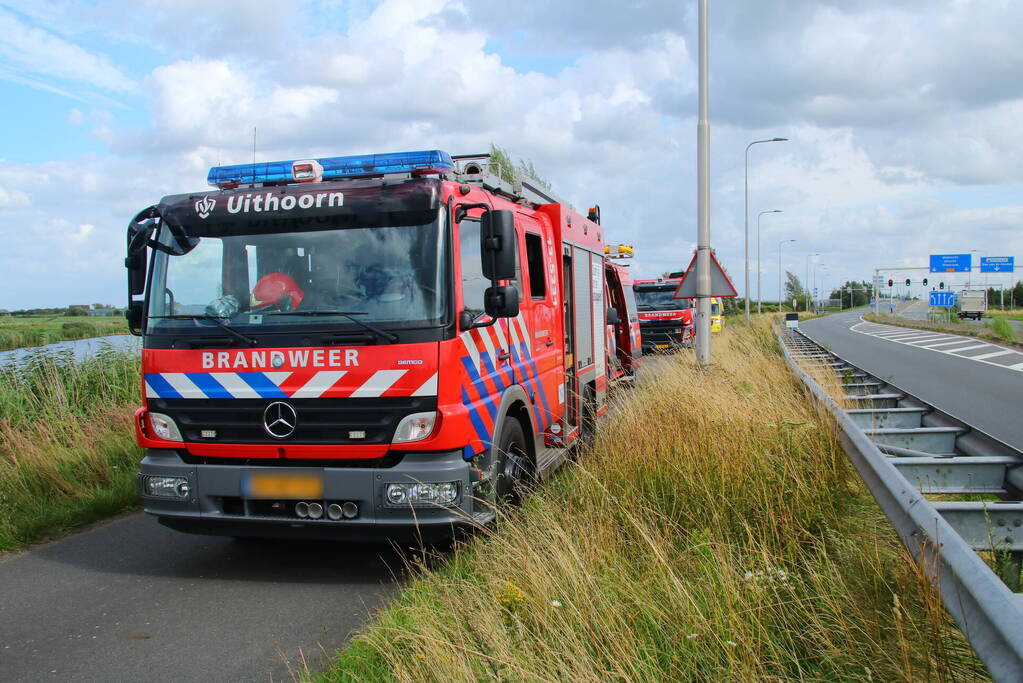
[0,346,142,551]
[0,315,128,351]
[320,319,986,682]
[986,309,1023,322]
[863,312,1017,344]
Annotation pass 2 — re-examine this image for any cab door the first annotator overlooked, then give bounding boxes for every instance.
[513,213,561,434]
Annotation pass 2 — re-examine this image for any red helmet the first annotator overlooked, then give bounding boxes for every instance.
[253,272,304,310]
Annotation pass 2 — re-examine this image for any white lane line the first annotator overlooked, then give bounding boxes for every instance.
[971,349,1018,361]
[921,339,985,349]
[945,344,994,354]
[900,335,953,343]
[848,316,1023,374]
[911,336,963,345]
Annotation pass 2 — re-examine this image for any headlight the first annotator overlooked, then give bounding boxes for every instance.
[392,411,438,443]
[384,481,460,507]
[148,412,182,441]
[140,475,191,499]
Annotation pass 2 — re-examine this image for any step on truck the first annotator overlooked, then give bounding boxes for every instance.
[632,275,695,352]
[124,149,638,541]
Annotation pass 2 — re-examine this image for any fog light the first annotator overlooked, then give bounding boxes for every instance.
[384,481,460,507]
[386,484,408,505]
[147,413,182,442]
[141,475,190,499]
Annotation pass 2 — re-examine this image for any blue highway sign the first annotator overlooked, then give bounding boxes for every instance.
[929,253,972,273]
[980,256,1014,273]
[929,291,957,307]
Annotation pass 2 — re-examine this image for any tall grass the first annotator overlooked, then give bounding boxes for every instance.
[0,345,142,550]
[0,316,128,351]
[320,320,986,682]
[988,317,1016,341]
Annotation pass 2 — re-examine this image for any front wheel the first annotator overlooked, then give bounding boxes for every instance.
[477,418,533,511]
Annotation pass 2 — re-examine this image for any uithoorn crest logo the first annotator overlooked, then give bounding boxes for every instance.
[194,197,216,219]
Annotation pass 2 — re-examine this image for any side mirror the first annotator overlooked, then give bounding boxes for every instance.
[484,285,519,318]
[126,251,147,296]
[126,300,144,335]
[480,209,516,281]
[606,306,620,325]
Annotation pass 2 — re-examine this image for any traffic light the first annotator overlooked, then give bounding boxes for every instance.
[905,278,911,287]
[888,279,893,287]
[923,278,928,286]
[939,282,945,290]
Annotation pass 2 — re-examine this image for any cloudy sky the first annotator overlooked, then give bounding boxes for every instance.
[1,0,1020,310]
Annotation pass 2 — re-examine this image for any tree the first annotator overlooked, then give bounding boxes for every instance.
[829,280,874,308]
[489,143,551,189]
[784,271,808,310]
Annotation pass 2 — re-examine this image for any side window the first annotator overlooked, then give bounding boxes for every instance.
[525,232,546,300]
[459,219,486,313]
[623,287,638,319]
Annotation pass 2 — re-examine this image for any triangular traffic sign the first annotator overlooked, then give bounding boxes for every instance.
[672,250,739,299]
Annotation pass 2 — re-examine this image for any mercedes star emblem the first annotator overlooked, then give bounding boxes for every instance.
[263,402,297,439]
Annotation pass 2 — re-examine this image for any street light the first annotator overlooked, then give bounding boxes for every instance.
[813,262,827,312]
[778,239,795,311]
[757,209,782,314]
[744,137,788,324]
[804,252,819,312]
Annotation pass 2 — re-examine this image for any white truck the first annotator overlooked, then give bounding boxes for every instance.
[957,289,987,320]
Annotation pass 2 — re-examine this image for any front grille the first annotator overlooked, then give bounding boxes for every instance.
[640,321,687,346]
[148,396,436,445]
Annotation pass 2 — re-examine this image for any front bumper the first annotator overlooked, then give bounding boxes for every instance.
[138,448,489,542]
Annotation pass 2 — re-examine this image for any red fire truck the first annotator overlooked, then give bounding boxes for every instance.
[633,275,695,352]
[124,149,638,540]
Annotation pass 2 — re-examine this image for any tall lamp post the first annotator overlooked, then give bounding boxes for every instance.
[757,209,782,314]
[804,252,819,312]
[778,239,796,311]
[813,262,826,312]
[744,137,788,324]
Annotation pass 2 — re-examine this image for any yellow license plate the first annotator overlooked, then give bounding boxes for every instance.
[244,472,323,499]
[656,344,669,349]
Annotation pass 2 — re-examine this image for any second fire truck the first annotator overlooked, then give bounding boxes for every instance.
[633,275,695,352]
[125,149,640,540]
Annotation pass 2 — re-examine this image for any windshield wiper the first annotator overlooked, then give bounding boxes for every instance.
[266,310,399,343]
[149,315,257,346]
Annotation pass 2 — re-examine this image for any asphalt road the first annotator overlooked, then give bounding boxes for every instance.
[800,310,1023,448]
[0,514,409,682]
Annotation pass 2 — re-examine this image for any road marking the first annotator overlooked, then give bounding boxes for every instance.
[901,335,953,343]
[921,339,985,349]
[946,344,992,354]
[848,318,1023,373]
[971,349,1016,361]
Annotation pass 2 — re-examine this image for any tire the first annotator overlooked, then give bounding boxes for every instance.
[490,418,533,508]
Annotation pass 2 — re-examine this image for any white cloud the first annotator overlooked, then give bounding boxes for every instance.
[0,7,133,95]
[1,0,1023,308]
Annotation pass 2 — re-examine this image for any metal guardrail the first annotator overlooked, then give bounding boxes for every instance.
[776,326,1023,682]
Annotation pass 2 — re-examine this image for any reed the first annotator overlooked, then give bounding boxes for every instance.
[319,319,987,682]
[0,345,142,550]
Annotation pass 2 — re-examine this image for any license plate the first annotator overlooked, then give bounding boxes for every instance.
[243,472,323,499]
[656,344,669,349]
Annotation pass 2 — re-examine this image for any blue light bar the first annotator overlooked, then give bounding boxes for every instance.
[207,150,454,188]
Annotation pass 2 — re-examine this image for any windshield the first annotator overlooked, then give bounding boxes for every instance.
[634,288,691,311]
[146,214,447,331]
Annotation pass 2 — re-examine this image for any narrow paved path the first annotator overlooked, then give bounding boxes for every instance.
[0,514,407,682]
